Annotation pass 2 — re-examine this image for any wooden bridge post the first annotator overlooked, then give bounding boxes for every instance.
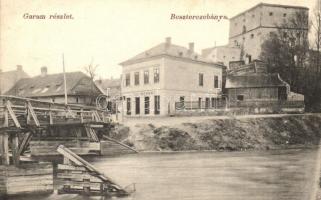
[0,132,10,165]
[12,133,20,166]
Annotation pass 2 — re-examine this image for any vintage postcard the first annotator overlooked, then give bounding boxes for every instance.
[0,0,320,199]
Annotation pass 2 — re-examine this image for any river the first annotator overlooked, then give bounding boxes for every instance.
[11,148,320,200]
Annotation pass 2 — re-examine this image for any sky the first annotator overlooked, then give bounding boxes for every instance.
[0,0,316,79]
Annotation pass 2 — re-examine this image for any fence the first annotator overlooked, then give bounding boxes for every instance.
[175,99,304,112]
[175,98,226,110]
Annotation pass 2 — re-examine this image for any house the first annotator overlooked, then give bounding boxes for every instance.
[95,78,121,113]
[95,78,121,98]
[0,65,29,94]
[120,37,224,116]
[225,73,289,105]
[5,67,102,106]
[225,61,305,113]
[202,46,241,68]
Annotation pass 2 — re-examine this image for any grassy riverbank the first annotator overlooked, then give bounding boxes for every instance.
[110,114,321,151]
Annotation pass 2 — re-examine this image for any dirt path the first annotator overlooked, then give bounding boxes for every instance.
[122,113,321,127]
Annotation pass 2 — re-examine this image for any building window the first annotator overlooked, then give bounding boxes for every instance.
[144,97,150,114]
[250,34,254,39]
[234,40,238,46]
[125,73,130,86]
[144,70,149,84]
[237,95,244,101]
[269,12,273,16]
[135,97,140,114]
[126,98,131,115]
[242,25,246,33]
[199,73,204,86]
[154,67,160,83]
[198,98,202,109]
[76,97,79,103]
[214,75,219,88]
[283,13,287,17]
[154,95,160,115]
[134,72,139,85]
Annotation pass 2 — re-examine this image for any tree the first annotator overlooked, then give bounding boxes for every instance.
[84,59,99,105]
[260,11,321,112]
[311,0,321,73]
[260,11,309,91]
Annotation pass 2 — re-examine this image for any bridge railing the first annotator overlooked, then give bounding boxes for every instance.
[0,95,111,128]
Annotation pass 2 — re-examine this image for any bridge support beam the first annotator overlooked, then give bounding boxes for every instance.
[12,133,20,166]
[0,132,9,165]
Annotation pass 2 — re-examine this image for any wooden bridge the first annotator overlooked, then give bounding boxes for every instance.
[0,95,112,166]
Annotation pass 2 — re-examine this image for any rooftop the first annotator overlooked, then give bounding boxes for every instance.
[230,3,309,20]
[5,71,100,97]
[120,37,223,67]
[225,74,288,88]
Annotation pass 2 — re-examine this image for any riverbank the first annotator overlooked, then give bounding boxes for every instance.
[111,114,321,152]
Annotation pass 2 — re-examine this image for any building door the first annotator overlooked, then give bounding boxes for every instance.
[154,95,160,115]
[205,98,210,109]
[126,98,131,115]
[135,97,140,115]
[144,97,150,114]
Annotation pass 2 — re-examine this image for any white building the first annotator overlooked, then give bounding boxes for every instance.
[120,37,224,116]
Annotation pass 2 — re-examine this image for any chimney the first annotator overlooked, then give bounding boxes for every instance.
[16,65,23,71]
[165,37,171,48]
[41,66,47,77]
[188,42,194,53]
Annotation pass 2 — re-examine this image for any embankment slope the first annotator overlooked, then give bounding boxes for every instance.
[112,114,321,151]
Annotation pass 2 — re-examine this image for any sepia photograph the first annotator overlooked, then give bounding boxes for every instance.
[0,0,320,199]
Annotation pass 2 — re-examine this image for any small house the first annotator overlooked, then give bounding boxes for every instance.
[5,67,102,106]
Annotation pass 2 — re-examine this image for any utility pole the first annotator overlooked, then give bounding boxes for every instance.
[62,54,68,105]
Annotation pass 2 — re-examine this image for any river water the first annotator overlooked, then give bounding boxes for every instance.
[11,148,320,200]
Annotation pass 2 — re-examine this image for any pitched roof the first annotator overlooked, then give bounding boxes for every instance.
[95,78,121,97]
[120,42,219,66]
[0,69,29,94]
[202,45,241,57]
[225,74,288,88]
[5,71,97,97]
